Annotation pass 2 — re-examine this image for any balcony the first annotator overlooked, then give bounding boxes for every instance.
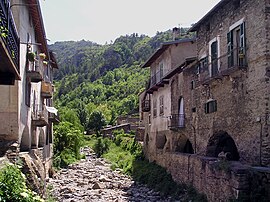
[142,99,150,112]
[146,70,170,93]
[168,114,185,129]
[200,47,248,85]
[41,81,53,98]
[32,104,48,127]
[26,60,43,82]
[46,106,60,124]
[0,0,20,84]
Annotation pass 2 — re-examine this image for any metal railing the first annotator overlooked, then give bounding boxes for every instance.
[0,0,20,71]
[199,47,248,83]
[168,114,185,128]
[150,70,163,87]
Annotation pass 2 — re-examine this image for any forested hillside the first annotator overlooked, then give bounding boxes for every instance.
[50,29,191,132]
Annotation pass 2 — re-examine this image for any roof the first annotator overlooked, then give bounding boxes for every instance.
[28,0,49,55]
[189,0,229,32]
[141,38,195,68]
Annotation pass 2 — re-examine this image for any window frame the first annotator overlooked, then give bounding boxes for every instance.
[159,96,164,116]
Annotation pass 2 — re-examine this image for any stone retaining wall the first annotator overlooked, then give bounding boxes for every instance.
[151,151,270,201]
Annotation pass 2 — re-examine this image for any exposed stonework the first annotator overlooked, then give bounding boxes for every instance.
[140,0,270,200]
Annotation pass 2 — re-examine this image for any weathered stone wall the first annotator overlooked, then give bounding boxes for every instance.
[154,151,270,201]
[193,0,269,166]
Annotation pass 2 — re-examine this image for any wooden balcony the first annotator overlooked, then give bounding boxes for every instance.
[41,81,53,98]
[142,100,151,112]
[26,60,43,82]
[0,0,20,85]
[32,105,48,127]
[168,114,185,130]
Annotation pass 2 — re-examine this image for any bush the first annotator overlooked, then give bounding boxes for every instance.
[53,121,84,168]
[0,164,44,202]
[93,137,110,157]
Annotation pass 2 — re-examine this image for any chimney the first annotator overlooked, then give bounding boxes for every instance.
[172,27,180,40]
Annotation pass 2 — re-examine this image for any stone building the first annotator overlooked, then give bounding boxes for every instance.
[140,0,270,200]
[0,0,58,175]
[140,38,197,159]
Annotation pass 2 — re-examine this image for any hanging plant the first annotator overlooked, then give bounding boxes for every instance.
[27,52,36,62]
[39,53,46,60]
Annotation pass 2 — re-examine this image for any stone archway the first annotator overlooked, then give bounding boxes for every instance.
[206,131,239,160]
[174,134,194,154]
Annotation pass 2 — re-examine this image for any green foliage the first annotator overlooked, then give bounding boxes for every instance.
[53,121,84,168]
[87,110,106,136]
[0,164,44,202]
[93,137,109,157]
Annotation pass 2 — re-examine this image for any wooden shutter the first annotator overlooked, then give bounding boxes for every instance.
[239,22,246,66]
[227,31,234,68]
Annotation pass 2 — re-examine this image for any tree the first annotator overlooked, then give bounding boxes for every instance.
[87,110,106,136]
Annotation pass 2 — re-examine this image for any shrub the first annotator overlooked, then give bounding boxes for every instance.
[53,121,84,168]
[93,137,110,157]
[0,164,44,202]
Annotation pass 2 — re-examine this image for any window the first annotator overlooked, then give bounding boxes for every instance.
[191,80,195,90]
[205,99,217,114]
[153,100,157,117]
[227,20,246,68]
[210,41,218,76]
[159,96,164,115]
[25,79,31,107]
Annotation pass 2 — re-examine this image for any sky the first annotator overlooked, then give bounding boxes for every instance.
[40,0,221,45]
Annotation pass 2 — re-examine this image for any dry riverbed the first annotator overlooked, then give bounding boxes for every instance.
[48,147,177,202]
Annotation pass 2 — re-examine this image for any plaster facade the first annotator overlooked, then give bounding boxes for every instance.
[0,0,58,165]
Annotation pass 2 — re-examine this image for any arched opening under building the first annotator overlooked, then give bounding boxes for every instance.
[206,131,239,161]
[156,133,167,150]
[20,126,30,152]
[174,134,194,154]
[38,129,45,148]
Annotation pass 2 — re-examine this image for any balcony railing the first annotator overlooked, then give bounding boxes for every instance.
[142,99,150,112]
[0,0,20,74]
[41,81,53,98]
[199,47,248,85]
[32,104,48,127]
[26,60,43,82]
[168,114,185,129]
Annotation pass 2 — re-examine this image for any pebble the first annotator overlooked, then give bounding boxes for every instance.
[48,147,178,202]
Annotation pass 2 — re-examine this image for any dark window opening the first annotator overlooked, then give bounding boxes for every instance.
[192,107,196,113]
[205,99,217,114]
[210,41,218,76]
[191,80,195,90]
